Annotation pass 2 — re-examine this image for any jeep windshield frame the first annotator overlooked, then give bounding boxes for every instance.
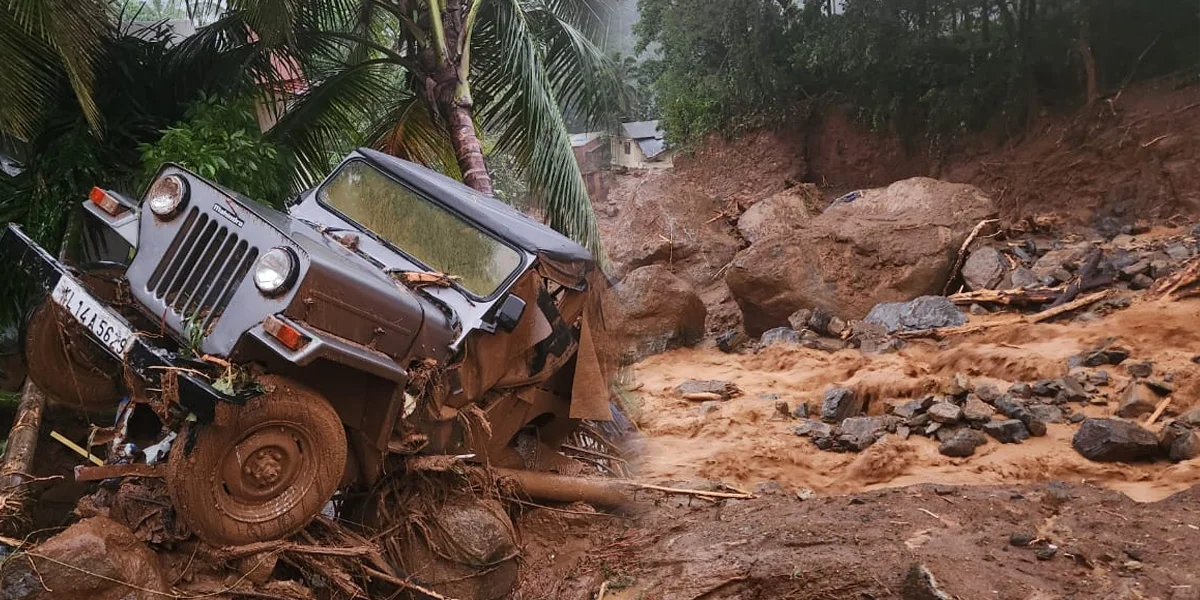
[316,159,526,301]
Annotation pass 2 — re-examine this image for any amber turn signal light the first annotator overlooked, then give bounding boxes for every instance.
[263,315,307,351]
[89,187,125,216]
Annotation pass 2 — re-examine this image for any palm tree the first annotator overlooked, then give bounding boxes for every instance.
[0,0,110,139]
[222,0,621,254]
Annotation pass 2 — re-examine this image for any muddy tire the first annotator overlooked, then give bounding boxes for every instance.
[24,300,122,413]
[167,376,346,546]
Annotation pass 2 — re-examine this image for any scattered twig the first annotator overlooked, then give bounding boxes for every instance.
[1144,397,1173,427]
[1099,509,1130,522]
[1141,134,1170,148]
[917,508,944,522]
[362,565,462,600]
[596,580,610,600]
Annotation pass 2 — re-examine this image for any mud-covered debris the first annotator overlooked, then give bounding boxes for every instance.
[901,563,952,600]
[0,517,168,600]
[864,296,967,333]
[715,329,749,353]
[939,428,987,457]
[1072,418,1160,462]
[1117,382,1161,418]
[820,387,861,423]
[676,379,742,401]
[760,327,802,346]
[927,402,963,424]
[984,419,1031,444]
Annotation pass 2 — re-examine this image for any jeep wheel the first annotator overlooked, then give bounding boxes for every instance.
[167,376,346,546]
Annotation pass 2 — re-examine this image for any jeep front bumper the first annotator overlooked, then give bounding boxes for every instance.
[2,223,237,423]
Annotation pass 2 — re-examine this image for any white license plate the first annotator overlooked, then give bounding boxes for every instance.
[52,275,135,357]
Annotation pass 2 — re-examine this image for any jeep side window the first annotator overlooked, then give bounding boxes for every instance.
[318,161,522,298]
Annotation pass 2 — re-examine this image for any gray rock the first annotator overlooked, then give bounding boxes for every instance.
[791,402,810,419]
[928,402,963,424]
[945,373,971,397]
[973,382,1001,403]
[787,308,813,331]
[1009,266,1039,289]
[925,422,942,436]
[826,316,848,337]
[840,416,891,445]
[676,379,742,400]
[1160,424,1200,462]
[893,399,927,420]
[1146,378,1175,395]
[1051,267,1074,283]
[864,296,967,333]
[896,425,911,440]
[1059,376,1089,402]
[901,564,952,600]
[909,413,931,428]
[1028,404,1064,424]
[1150,259,1171,278]
[984,419,1030,443]
[1088,370,1110,387]
[1176,408,1200,428]
[1166,243,1192,261]
[1031,380,1058,397]
[1130,273,1155,290]
[1126,361,1153,378]
[939,428,988,457]
[1117,382,1160,419]
[753,481,785,495]
[1120,259,1150,278]
[1072,418,1161,462]
[994,397,1048,437]
[794,420,833,438]
[808,307,834,336]
[761,327,803,346]
[962,246,1006,290]
[698,401,721,417]
[820,387,862,423]
[1068,412,1087,424]
[962,395,995,423]
[1008,383,1033,399]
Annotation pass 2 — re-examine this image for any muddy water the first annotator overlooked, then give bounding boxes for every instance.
[628,297,1200,502]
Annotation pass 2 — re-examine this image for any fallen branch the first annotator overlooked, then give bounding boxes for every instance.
[213,540,374,562]
[0,382,47,492]
[363,565,462,600]
[942,219,1000,295]
[1150,257,1200,300]
[949,288,1061,307]
[627,482,754,499]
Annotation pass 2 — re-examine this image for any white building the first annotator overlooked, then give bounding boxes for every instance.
[612,120,673,169]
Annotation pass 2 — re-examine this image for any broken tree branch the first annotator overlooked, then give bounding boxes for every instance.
[627,483,754,499]
[949,288,1062,307]
[942,219,1000,295]
[1144,397,1173,427]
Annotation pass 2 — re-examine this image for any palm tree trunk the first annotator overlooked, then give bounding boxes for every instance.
[445,101,494,195]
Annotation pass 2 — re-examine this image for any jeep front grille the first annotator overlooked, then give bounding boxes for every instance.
[146,207,259,328]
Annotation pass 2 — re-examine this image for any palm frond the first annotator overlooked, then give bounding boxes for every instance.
[0,0,110,138]
[267,58,402,186]
[365,97,462,179]
[473,0,602,255]
[526,4,628,130]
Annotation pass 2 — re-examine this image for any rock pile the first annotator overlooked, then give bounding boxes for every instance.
[793,368,1115,457]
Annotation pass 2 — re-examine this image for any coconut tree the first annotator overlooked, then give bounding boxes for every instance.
[226,0,622,254]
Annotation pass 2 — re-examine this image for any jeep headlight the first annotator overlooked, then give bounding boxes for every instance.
[147,174,189,219]
[253,247,298,296]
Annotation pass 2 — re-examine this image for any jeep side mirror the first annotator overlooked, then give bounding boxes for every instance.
[494,295,526,333]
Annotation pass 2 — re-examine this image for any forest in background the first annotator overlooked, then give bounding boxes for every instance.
[631,0,1200,150]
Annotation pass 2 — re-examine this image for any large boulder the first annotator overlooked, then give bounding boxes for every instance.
[0,517,167,600]
[1072,418,1160,462]
[736,184,819,244]
[864,296,966,333]
[726,178,997,334]
[605,265,706,360]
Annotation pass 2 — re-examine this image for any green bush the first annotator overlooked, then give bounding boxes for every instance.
[139,95,291,207]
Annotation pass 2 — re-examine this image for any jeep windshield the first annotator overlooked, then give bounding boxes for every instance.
[318,160,522,298]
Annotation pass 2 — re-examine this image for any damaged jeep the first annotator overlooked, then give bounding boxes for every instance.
[3,149,613,545]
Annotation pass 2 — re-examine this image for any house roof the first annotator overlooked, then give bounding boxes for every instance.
[569,132,605,147]
[620,120,663,141]
[636,138,667,160]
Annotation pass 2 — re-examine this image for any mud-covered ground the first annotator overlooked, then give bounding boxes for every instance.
[515,481,1200,600]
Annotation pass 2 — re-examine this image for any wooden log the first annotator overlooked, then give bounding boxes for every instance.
[949,288,1061,307]
[900,290,1114,339]
[0,382,47,491]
